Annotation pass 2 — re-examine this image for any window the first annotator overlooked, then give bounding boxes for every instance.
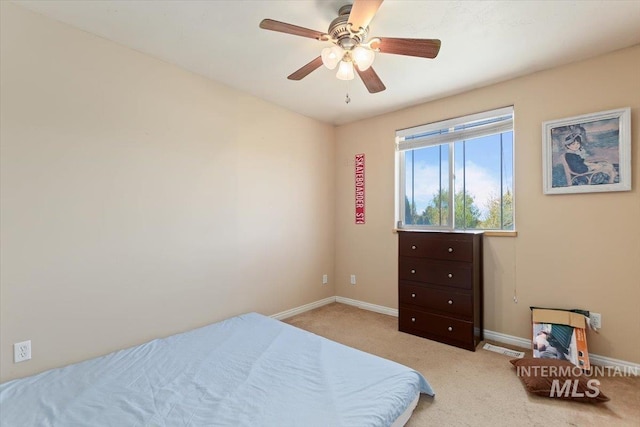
[395,106,514,231]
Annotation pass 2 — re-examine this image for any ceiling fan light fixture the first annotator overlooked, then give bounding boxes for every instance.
[321,45,344,70]
[336,60,355,81]
[260,0,442,94]
[352,46,375,71]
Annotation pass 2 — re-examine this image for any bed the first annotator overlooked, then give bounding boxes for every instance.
[0,312,434,426]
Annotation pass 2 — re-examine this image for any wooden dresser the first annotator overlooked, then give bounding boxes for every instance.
[398,231,483,351]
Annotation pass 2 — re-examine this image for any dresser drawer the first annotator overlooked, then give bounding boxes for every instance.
[399,232,474,262]
[399,257,472,289]
[399,283,472,317]
[399,307,473,344]
[398,231,483,351]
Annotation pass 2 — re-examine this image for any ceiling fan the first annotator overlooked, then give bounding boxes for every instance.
[259,0,441,94]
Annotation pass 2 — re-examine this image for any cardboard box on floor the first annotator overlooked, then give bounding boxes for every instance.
[532,308,590,371]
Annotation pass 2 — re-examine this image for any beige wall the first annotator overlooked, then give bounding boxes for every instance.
[0,3,335,381]
[2,1,638,385]
[335,45,640,364]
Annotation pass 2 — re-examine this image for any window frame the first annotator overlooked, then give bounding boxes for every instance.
[395,106,515,231]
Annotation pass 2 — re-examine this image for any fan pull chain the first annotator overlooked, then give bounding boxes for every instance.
[345,80,351,104]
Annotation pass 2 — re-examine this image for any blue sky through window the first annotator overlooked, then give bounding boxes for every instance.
[405,132,513,220]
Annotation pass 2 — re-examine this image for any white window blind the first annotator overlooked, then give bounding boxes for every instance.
[396,106,514,151]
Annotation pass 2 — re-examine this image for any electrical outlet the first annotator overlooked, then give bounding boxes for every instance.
[322,274,328,284]
[590,312,602,329]
[14,340,31,363]
[350,274,356,285]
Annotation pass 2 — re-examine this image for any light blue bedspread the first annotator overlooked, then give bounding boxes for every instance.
[0,312,433,426]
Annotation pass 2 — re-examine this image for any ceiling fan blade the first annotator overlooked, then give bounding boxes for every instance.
[259,19,325,40]
[373,37,441,59]
[288,56,324,80]
[355,66,386,93]
[348,0,384,32]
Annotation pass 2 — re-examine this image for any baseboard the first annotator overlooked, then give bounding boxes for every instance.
[335,296,399,317]
[483,329,531,349]
[280,296,639,374]
[587,354,640,373]
[270,296,336,320]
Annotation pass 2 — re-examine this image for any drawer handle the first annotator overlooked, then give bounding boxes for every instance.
[448,247,454,253]
[448,273,453,278]
[411,293,416,298]
[411,245,417,250]
[411,269,416,274]
[448,299,453,305]
[448,326,453,332]
[411,317,416,322]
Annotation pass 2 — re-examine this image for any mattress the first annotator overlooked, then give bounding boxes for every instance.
[0,312,434,426]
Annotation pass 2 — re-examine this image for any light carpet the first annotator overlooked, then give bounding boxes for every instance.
[284,303,640,427]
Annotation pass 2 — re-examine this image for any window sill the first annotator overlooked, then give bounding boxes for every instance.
[393,229,517,237]
[482,231,517,237]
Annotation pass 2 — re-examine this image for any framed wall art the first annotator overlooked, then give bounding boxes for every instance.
[542,107,631,194]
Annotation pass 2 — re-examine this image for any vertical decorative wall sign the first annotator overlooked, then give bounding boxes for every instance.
[355,153,365,224]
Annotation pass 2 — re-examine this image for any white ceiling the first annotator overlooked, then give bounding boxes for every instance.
[15,0,640,125]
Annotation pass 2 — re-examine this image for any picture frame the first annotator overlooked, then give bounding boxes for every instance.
[542,107,631,194]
